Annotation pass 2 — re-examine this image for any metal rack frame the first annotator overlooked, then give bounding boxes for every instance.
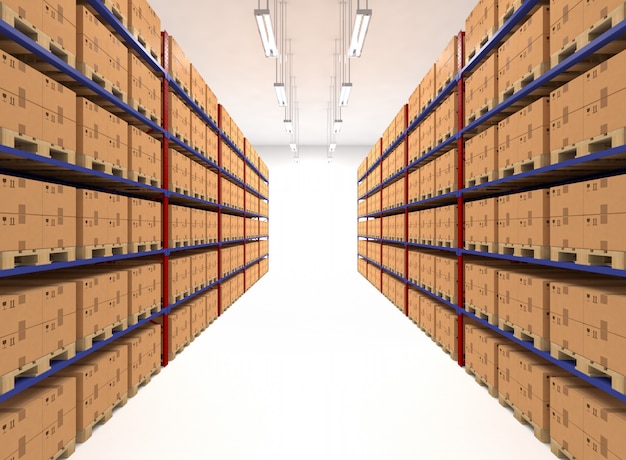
[357,0,626,403]
[0,1,269,403]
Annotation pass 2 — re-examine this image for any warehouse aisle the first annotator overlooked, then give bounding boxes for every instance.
[72,149,554,459]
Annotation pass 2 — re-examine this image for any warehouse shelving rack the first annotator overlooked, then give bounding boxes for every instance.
[0,0,269,404]
[357,0,626,404]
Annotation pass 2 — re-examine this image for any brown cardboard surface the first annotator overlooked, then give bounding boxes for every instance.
[550,75,585,152]
[550,0,584,55]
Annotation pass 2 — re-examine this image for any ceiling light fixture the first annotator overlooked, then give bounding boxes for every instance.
[274,83,287,107]
[329,143,337,153]
[284,119,293,133]
[254,7,278,57]
[339,82,352,107]
[348,6,372,58]
[289,143,297,153]
[333,119,343,134]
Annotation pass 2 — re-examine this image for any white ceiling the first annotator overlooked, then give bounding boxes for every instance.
[147,0,477,147]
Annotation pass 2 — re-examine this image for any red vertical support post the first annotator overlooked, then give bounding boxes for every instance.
[217,104,223,317]
[403,104,410,317]
[379,138,383,291]
[243,140,247,292]
[160,30,170,367]
[456,30,466,367]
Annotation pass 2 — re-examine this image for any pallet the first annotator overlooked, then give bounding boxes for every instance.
[170,239,191,249]
[435,290,458,304]
[76,244,128,260]
[434,185,455,197]
[436,340,458,361]
[499,62,552,104]
[0,343,76,395]
[464,241,500,254]
[0,246,76,270]
[169,289,191,304]
[169,130,190,147]
[551,128,626,165]
[551,4,626,69]
[0,4,76,68]
[466,26,499,62]
[128,365,161,398]
[550,246,626,270]
[168,339,191,361]
[465,170,498,187]
[74,62,128,103]
[465,303,499,326]
[127,98,161,125]
[77,319,127,351]
[76,153,130,179]
[498,153,551,179]
[76,394,128,443]
[0,127,76,164]
[128,303,161,326]
[171,185,190,197]
[498,394,550,442]
[466,98,500,125]
[498,244,550,260]
[434,239,455,249]
[499,319,550,351]
[550,343,626,395]
[127,25,160,61]
[126,241,162,254]
[190,190,207,201]
[436,75,456,96]
[550,439,576,460]
[51,438,76,460]
[126,170,161,188]
[435,130,455,146]
[465,365,499,398]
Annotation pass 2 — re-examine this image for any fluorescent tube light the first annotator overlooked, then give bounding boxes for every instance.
[339,83,352,107]
[333,119,343,134]
[284,120,293,133]
[274,83,287,107]
[254,9,279,57]
[329,143,337,153]
[289,143,297,153]
[348,9,372,58]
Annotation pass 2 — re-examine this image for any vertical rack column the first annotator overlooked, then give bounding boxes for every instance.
[402,104,410,317]
[160,30,170,368]
[243,139,247,292]
[217,104,223,317]
[455,30,466,367]
[379,138,383,289]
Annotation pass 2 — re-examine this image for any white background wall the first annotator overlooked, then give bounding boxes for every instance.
[70,145,554,459]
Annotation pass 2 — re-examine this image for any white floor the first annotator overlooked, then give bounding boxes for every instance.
[71,148,555,459]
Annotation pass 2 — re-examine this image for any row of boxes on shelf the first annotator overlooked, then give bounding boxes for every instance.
[361,172,626,268]
[464,321,626,459]
[465,259,626,389]
[0,260,161,394]
[0,259,270,458]
[0,323,161,458]
[358,147,457,202]
[0,3,270,189]
[359,3,626,191]
[168,245,268,303]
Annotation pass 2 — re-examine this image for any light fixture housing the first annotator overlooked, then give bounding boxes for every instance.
[289,143,297,153]
[333,119,343,134]
[339,83,352,107]
[274,83,287,107]
[348,9,372,58]
[284,119,293,133]
[329,143,337,153]
[254,9,279,57]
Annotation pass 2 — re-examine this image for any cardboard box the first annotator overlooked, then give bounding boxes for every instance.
[435,204,458,243]
[435,254,457,299]
[465,197,498,243]
[168,93,191,143]
[550,75,585,153]
[465,0,498,61]
[465,53,498,120]
[419,112,437,154]
[435,93,458,140]
[42,76,76,152]
[128,0,162,61]
[409,85,421,122]
[582,175,626,251]
[128,52,160,118]
[465,125,498,182]
[168,35,191,91]
[550,182,585,248]
[517,6,550,77]
[583,390,626,460]
[436,35,459,90]
[419,159,436,198]
[128,197,161,244]
[550,0,584,57]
